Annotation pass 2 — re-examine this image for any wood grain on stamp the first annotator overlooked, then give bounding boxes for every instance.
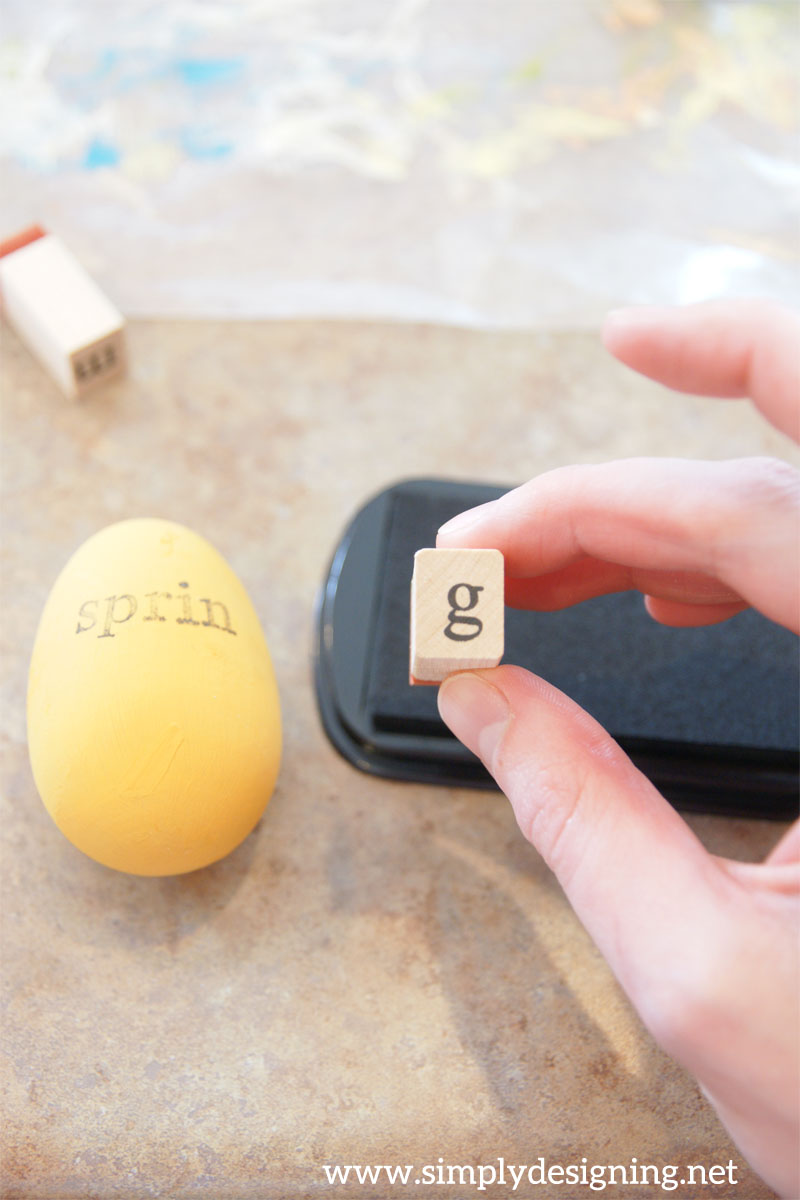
[409,547,504,685]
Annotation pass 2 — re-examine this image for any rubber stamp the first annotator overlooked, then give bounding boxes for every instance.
[0,226,126,398]
[410,547,504,684]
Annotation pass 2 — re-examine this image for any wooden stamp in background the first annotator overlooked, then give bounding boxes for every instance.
[0,226,126,399]
[410,547,504,684]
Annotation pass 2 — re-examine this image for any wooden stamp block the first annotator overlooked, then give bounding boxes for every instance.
[0,229,126,398]
[410,547,504,684]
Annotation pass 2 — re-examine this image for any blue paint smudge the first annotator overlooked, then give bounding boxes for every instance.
[84,138,121,169]
[176,58,243,87]
[179,129,235,160]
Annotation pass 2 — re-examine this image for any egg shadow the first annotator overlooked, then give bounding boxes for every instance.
[45,808,263,954]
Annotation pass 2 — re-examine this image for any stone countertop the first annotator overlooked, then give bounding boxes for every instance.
[1,319,793,1199]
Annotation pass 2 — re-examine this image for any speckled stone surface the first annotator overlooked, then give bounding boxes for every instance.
[1,320,794,1199]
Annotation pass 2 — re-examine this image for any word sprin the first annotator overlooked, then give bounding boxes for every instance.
[75,581,237,638]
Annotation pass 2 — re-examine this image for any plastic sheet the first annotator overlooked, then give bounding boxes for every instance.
[1,0,798,326]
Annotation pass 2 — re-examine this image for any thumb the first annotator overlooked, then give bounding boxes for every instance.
[437,665,726,1029]
[439,666,800,1200]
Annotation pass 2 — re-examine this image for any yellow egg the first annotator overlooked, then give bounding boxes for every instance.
[27,518,281,876]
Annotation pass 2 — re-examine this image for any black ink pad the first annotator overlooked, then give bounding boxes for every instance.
[312,478,799,819]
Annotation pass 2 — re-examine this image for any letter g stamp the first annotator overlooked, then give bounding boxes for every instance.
[410,548,504,684]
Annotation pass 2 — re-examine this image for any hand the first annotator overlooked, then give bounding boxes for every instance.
[436,300,800,1199]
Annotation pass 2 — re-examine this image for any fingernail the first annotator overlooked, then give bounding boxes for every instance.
[438,671,511,769]
[437,500,498,540]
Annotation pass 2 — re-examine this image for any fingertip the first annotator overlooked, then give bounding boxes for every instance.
[602,299,800,439]
[601,307,630,354]
[644,594,750,626]
[602,305,670,352]
[437,669,512,769]
[436,499,501,545]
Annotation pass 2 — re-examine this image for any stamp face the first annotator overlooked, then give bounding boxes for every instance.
[409,547,504,684]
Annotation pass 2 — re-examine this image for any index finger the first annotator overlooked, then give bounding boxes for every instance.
[436,456,800,633]
[602,300,800,443]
